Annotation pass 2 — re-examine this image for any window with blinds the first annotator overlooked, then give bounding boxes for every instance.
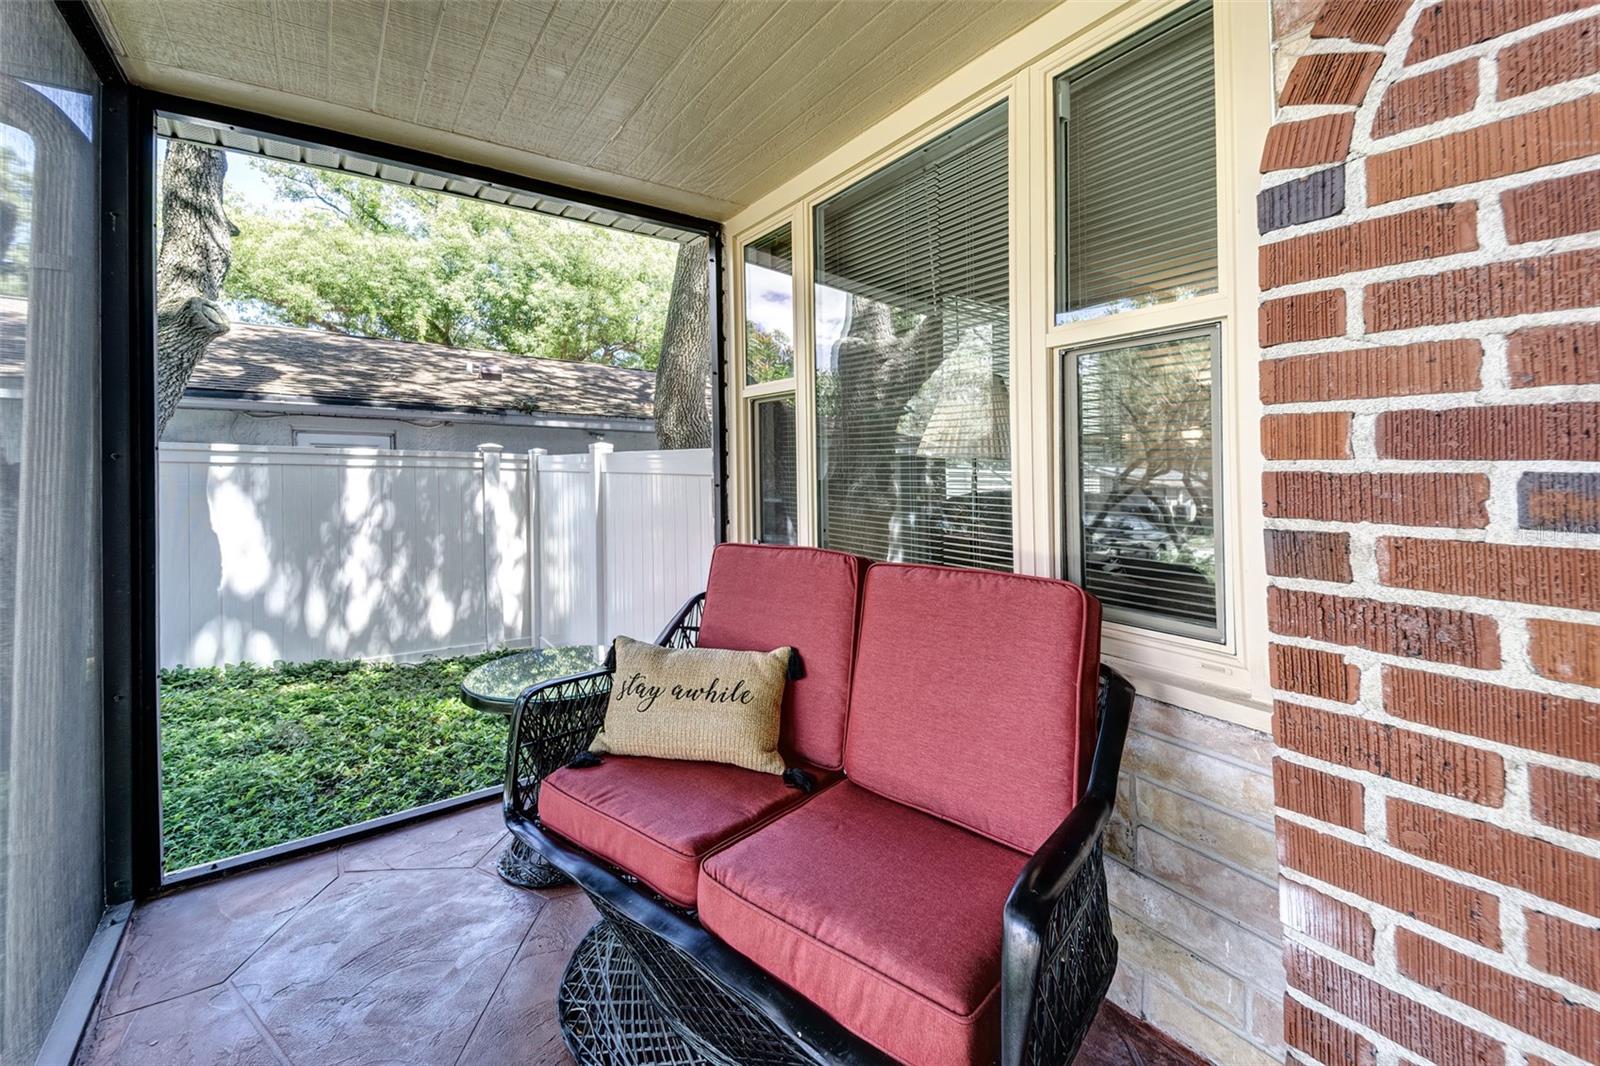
[1055,1,1217,324]
[744,225,795,384]
[1069,326,1222,640]
[813,103,1011,571]
[754,396,798,545]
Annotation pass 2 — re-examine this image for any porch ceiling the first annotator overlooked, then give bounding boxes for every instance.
[85,0,1056,220]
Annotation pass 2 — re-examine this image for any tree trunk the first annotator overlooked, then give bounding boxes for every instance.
[155,143,234,436]
[823,297,943,560]
[652,237,711,450]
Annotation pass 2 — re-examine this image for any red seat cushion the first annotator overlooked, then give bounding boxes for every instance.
[538,756,830,907]
[844,563,1102,853]
[698,782,1028,1066]
[696,543,868,770]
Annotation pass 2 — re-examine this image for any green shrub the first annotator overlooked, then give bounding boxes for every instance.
[158,651,510,872]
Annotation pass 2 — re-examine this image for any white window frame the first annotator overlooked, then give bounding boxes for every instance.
[723,0,1272,729]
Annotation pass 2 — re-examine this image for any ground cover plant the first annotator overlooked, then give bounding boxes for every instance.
[158,651,509,872]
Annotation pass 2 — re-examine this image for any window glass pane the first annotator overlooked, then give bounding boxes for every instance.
[815,103,1011,571]
[1055,2,1216,324]
[754,396,798,544]
[744,224,794,384]
[1073,327,1221,640]
[0,3,105,1060]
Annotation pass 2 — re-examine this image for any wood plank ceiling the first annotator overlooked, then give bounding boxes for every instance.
[88,0,1056,220]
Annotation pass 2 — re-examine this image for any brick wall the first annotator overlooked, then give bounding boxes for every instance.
[1105,698,1285,1064]
[1260,2,1600,1064]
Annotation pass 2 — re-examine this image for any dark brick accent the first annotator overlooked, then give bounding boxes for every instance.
[1520,472,1600,534]
[1258,166,1346,234]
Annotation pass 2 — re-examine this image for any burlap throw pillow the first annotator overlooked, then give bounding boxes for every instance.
[591,636,791,774]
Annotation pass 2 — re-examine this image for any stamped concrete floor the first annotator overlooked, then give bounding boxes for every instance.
[74,799,1199,1066]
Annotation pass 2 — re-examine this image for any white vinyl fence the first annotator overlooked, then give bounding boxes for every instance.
[159,442,714,668]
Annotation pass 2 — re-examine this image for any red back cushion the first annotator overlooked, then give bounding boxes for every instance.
[695,543,868,770]
[843,563,1102,853]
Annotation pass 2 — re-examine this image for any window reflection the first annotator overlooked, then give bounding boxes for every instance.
[813,104,1012,571]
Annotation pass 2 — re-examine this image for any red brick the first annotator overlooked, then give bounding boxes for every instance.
[1408,0,1589,63]
[1265,530,1353,583]
[1504,169,1600,243]
[1508,324,1600,387]
[1276,759,1367,830]
[1526,909,1600,994]
[1500,13,1600,97]
[1367,95,1600,204]
[1283,996,1378,1066]
[1530,765,1600,839]
[1374,60,1479,137]
[1396,927,1600,1061]
[1261,113,1356,172]
[1259,340,1481,403]
[1281,51,1382,107]
[1388,797,1600,916]
[1268,587,1501,667]
[1281,880,1376,962]
[1383,666,1600,766]
[1529,618,1600,686]
[1378,537,1600,610]
[1261,290,1346,346]
[1366,250,1600,330]
[1275,700,1505,804]
[1262,412,1352,459]
[1260,203,1478,289]
[1286,943,1506,1063]
[1262,471,1489,528]
[1278,819,1502,946]
[1272,644,1360,702]
[1378,403,1600,461]
[1313,0,1410,43]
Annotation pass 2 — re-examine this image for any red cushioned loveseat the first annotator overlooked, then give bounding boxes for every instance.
[503,543,1133,1066]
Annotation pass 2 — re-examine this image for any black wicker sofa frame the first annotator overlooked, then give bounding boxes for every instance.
[503,588,1135,1066]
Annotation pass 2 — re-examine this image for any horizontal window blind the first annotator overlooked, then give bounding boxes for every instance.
[1071,326,1222,639]
[814,104,1011,571]
[1056,2,1217,323]
[744,224,794,384]
[754,396,798,545]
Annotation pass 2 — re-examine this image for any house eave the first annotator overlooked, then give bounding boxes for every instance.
[179,390,656,434]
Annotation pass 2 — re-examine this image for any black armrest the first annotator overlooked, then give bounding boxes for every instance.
[502,591,709,827]
[999,664,1135,1066]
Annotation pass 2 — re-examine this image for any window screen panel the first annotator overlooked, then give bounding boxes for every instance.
[754,396,798,545]
[814,103,1011,571]
[744,225,794,384]
[1056,2,1217,324]
[1071,326,1222,640]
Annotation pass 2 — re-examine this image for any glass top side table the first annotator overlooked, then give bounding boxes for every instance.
[460,645,601,888]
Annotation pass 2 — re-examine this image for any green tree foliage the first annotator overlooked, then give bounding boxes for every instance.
[0,138,33,299]
[224,162,678,368]
[745,324,794,384]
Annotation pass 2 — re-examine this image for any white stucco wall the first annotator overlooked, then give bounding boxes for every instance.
[163,404,659,454]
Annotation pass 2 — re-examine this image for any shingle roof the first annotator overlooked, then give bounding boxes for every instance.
[0,297,655,421]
